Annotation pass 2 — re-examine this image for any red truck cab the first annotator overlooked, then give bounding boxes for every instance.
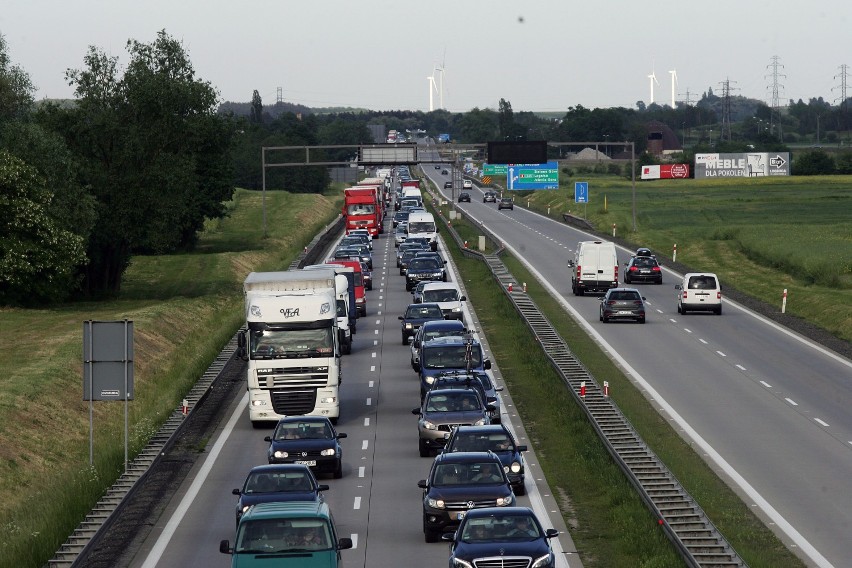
[343,186,383,237]
[326,259,367,317]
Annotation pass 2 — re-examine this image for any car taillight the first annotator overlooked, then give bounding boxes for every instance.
[633,301,643,305]
[629,266,638,272]
[614,265,619,280]
[576,265,582,279]
[607,301,616,306]
[717,291,722,299]
[652,266,661,272]
[682,291,688,299]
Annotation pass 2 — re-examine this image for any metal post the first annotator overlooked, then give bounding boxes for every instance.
[261,148,267,237]
[87,320,94,466]
[631,142,637,232]
[124,319,129,471]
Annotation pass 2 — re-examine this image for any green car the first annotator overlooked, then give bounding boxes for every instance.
[220,501,352,568]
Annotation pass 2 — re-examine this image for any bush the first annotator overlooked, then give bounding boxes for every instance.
[794,150,835,175]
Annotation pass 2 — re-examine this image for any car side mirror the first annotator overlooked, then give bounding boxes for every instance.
[317,484,330,491]
[418,479,428,489]
[232,488,241,496]
[517,444,528,452]
[264,436,272,442]
[483,360,492,370]
[398,316,404,320]
[674,284,682,290]
[459,296,466,301]
[441,532,456,542]
[338,537,354,550]
[219,540,232,554]
[237,332,248,360]
[336,433,348,439]
[545,529,559,539]
[567,260,574,267]
[412,408,422,415]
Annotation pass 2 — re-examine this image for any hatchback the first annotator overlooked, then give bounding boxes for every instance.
[498,197,514,210]
[676,272,722,315]
[457,192,471,203]
[232,464,328,526]
[599,288,646,323]
[265,417,347,478]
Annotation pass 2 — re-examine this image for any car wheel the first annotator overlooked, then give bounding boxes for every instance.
[402,335,408,345]
[419,439,430,457]
[602,314,609,323]
[514,481,527,496]
[424,521,440,543]
[639,316,646,324]
[333,460,343,479]
[715,305,723,315]
[677,303,682,314]
[599,311,603,321]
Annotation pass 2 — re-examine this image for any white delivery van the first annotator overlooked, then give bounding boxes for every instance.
[567,240,619,296]
[675,272,723,314]
[419,281,466,321]
[406,211,438,251]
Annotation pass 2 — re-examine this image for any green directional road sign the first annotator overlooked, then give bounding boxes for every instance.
[483,163,508,175]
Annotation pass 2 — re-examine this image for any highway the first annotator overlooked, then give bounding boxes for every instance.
[425,159,852,568]
[126,195,580,568]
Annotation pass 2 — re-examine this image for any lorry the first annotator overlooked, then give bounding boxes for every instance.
[358,177,389,216]
[567,240,619,296]
[342,187,382,237]
[325,259,367,317]
[303,264,356,354]
[406,211,438,251]
[239,270,342,427]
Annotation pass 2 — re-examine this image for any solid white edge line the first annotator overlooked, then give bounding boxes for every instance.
[139,393,249,568]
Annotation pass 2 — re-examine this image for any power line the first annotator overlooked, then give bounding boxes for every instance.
[719,78,737,142]
[765,56,786,142]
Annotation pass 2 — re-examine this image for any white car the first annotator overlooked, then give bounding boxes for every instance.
[675,273,722,315]
[420,282,466,321]
[462,179,473,189]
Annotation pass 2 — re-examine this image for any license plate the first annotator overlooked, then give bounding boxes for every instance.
[295,460,316,467]
[618,311,632,315]
[640,269,650,274]
[455,511,466,520]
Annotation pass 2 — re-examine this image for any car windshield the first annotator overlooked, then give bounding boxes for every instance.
[422,345,483,369]
[236,519,332,553]
[406,305,443,319]
[425,392,482,412]
[346,203,375,215]
[409,259,440,270]
[244,471,312,493]
[274,422,332,440]
[461,515,540,542]
[423,289,458,302]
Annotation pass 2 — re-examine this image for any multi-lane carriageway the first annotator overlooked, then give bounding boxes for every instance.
[126,224,580,567]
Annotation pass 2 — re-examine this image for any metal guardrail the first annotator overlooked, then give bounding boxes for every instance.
[432,190,746,568]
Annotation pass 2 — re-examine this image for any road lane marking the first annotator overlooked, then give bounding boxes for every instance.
[814,419,829,427]
[760,381,772,388]
[358,466,365,478]
[736,364,747,371]
[363,417,370,426]
[353,496,361,509]
[716,351,726,357]
[699,338,708,344]
[785,398,798,406]
[361,440,369,450]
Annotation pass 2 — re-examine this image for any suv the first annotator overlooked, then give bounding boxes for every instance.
[417,451,515,541]
[444,181,453,189]
[418,336,492,400]
[457,191,471,203]
[220,501,353,566]
[410,319,467,371]
[445,507,558,566]
[676,272,722,315]
[462,179,473,189]
[498,197,514,210]
[427,371,503,424]
[405,257,446,291]
[419,281,465,320]
[483,191,497,203]
[443,424,525,494]
[412,388,493,457]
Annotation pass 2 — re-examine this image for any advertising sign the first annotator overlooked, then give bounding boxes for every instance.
[641,164,691,180]
[694,153,790,178]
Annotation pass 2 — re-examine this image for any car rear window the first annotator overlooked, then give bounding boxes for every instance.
[610,291,641,301]
[688,276,718,290]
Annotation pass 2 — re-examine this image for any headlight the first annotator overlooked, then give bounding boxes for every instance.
[425,375,436,384]
[251,399,268,407]
[496,494,514,506]
[320,448,337,456]
[242,505,250,513]
[427,497,445,509]
[452,559,474,568]
[474,418,487,426]
[273,450,289,458]
[405,323,413,329]
[452,307,462,312]
[531,553,555,568]
[422,420,437,430]
[510,461,522,473]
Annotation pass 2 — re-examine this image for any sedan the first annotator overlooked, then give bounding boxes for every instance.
[265,416,347,478]
[599,287,646,323]
[441,169,449,175]
[623,255,663,285]
[457,192,471,203]
[232,464,328,526]
[445,507,558,566]
[444,181,453,189]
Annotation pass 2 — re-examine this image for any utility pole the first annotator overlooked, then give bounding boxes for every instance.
[766,56,786,142]
[719,78,737,143]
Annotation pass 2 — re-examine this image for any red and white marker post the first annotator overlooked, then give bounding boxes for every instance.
[181,398,189,416]
[603,381,609,397]
[673,243,677,263]
[580,381,586,401]
[782,288,788,314]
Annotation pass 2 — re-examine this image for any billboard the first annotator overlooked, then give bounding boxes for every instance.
[641,164,690,180]
[694,153,790,178]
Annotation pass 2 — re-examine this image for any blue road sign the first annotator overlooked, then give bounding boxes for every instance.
[507,161,559,190]
[574,181,589,203]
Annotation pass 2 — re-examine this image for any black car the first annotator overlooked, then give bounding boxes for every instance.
[417,451,515,542]
[405,257,446,290]
[483,191,497,203]
[360,261,373,290]
[411,279,432,304]
[397,240,428,267]
[265,416,347,478]
[409,319,467,371]
[398,248,421,275]
[413,251,447,280]
[399,302,445,344]
[441,169,449,175]
[443,424,525,494]
[346,243,373,269]
[444,507,558,565]
[435,165,441,169]
[427,370,502,424]
[232,464,329,526]
[599,287,647,323]
[498,197,514,210]
[624,255,663,284]
[457,192,471,203]
[444,181,453,189]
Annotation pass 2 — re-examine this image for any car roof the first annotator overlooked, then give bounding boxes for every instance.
[432,450,501,464]
[405,302,441,311]
[246,463,315,475]
[422,335,476,347]
[242,501,329,522]
[461,506,536,519]
[420,319,466,331]
[421,282,459,292]
[275,416,332,425]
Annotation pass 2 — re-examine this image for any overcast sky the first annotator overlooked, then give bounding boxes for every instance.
[3,0,849,113]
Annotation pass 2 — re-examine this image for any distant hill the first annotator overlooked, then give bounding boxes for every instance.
[218,100,371,118]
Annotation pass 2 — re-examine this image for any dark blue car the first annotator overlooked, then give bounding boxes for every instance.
[444,507,559,565]
[399,303,444,345]
[232,464,328,526]
[264,416,347,479]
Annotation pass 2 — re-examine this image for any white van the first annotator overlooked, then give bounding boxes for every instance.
[675,273,723,314]
[406,211,438,251]
[567,240,619,296]
[419,282,466,321]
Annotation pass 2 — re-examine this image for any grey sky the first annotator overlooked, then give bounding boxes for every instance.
[3,0,849,113]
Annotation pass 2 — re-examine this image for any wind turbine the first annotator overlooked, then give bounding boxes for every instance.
[427,72,439,111]
[669,69,678,108]
[434,49,447,110]
[647,68,660,105]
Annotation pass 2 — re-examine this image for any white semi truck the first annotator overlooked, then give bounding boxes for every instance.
[239,270,342,426]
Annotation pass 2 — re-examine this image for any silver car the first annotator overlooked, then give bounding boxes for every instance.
[412,388,492,457]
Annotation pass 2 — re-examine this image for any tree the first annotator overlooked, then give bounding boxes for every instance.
[794,150,835,175]
[56,30,236,294]
[498,98,514,139]
[250,90,263,124]
[0,151,87,305]
[0,33,34,121]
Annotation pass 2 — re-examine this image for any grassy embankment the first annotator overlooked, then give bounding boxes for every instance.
[0,188,342,568]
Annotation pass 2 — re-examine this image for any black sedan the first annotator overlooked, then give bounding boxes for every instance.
[445,507,558,566]
[232,464,328,526]
[623,255,663,284]
[457,192,471,203]
[599,287,646,323]
[399,302,444,344]
[265,416,347,478]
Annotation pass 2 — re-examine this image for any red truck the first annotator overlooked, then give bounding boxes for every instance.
[343,186,383,237]
[325,259,367,316]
